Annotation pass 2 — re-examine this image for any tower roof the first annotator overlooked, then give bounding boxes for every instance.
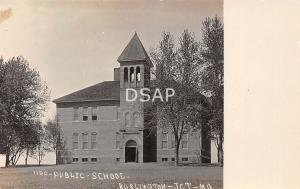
[117,32,153,67]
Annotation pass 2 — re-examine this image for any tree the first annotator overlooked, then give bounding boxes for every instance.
[0,56,49,167]
[44,116,61,151]
[150,30,202,166]
[31,127,51,166]
[43,115,68,164]
[200,16,224,166]
[23,121,41,166]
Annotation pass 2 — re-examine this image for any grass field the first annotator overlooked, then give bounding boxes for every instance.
[0,163,222,189]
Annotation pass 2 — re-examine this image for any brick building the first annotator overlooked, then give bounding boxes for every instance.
[53,33,214,164]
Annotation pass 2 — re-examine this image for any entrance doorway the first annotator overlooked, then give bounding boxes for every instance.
[125,140,138,163]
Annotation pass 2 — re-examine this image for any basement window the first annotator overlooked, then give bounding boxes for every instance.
[162,158,168,162]
[182,157,188,162]
[91,158,97,162]
[82,158,88,162]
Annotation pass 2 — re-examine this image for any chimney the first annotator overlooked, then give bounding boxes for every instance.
[114,67,120,81]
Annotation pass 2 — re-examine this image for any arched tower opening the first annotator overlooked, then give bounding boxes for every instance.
[136,66,141,82]
[124,67,128,84]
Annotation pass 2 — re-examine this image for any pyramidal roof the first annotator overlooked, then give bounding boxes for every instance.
[117,32,153,66]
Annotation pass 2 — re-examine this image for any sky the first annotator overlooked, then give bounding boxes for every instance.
[0,0,222,166]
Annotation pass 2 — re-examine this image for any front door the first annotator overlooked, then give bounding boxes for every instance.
[125,147,136,162]
[125,140,138,163]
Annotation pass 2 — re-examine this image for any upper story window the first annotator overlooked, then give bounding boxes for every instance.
[136,66,141,82]
[91,107,98,121]
[72,133,79,149]
[125,112,131,127]
[56,112,61,122]
[182,133,188,149]
[73,107,79,121]
[116,133,120,149]
[91,132,97,149]
[82,107,88,121]
[130,67,134,83]
[171,135,175,148]
[133,112,140,127]
[117,108,120,120]
[162,131,168,149]
[82,133,88,149]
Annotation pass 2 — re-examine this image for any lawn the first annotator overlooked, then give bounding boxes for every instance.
[0,163,223,189]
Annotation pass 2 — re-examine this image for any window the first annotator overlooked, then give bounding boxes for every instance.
[56,112,61,122]
[133,112,140,127]
[83,107,88,121]
[82,158,88,162]
[91,158,97,162]
[125,112,131,127]
[91,132,97,149]
[129,91,134,105]
[171,135,175,148]
[73,158,78,162]
[136,66,141,82]
[171,158,175,161]
[162,132,168,149]
[82,133,88,149]
[130,67,134,83]
[72,133,79,149]
[117,108,120,120]
[116,134,120,149]
[92,107,98,121]
[182,133,188,149]
[124,67,128,83]
[162,158,168,162]
[182,157,188,162]
[73,107,79,121]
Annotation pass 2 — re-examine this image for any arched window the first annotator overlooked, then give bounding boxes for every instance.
[124,67,128,83]
[133,112,140,127]
[136,66,141,82]
[72,133,79,149]
[126,140,137,147]
[130,67,135,83]
[125,112,131,127]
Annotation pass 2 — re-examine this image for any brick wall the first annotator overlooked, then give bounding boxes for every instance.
[56,101,121,164]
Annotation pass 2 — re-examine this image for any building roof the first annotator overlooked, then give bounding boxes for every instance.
[117,32,153,67]
[53,79,209,106]
[53,81,120,103]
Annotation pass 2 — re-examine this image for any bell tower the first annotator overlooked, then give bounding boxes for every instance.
[117,33,152,163]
